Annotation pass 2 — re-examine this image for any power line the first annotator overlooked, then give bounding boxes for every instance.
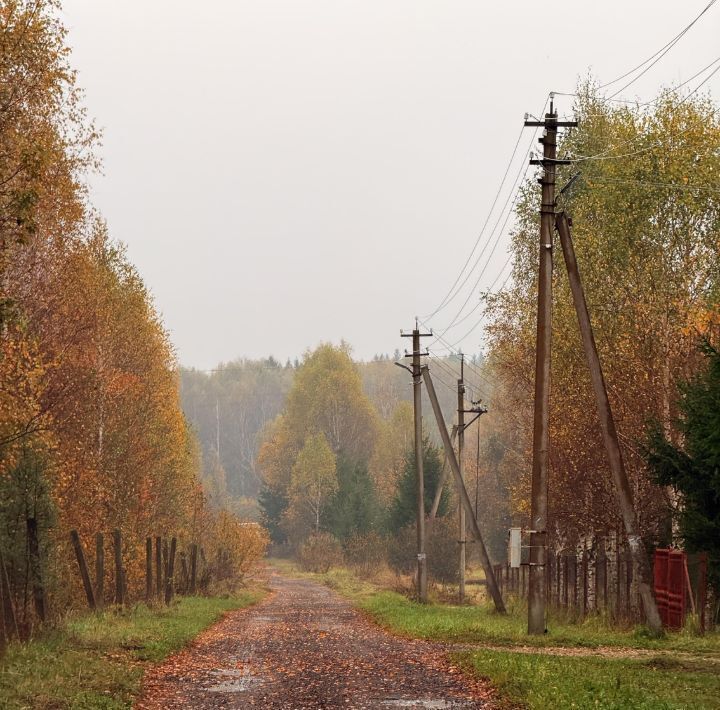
[584,176,720,194]
[422,95,550,322]
[422,121,529,321]
[439,243,515,335]
[677,60,720,103]
[427,153,532,346]
[600,0,718,96]
[553,57,720,118]
[562,71,719,164]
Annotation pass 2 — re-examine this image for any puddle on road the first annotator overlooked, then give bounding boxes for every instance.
[206,667,262,694]
[381,703,471,709]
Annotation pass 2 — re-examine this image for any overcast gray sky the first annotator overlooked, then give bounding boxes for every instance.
[61,0,719,369]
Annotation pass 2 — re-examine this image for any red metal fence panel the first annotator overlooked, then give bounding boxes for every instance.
[654,548,669,626]
[666,550,686,630]
[654,548,686,630]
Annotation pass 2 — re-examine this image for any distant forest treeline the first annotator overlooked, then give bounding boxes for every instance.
[179,350,487,509]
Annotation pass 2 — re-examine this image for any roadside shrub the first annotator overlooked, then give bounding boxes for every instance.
[426,515,460,584]
[387,516,460,584]
[298,532,344,573]
[344,531,387,577]
[207,512,269,587]
[388,525,416,576]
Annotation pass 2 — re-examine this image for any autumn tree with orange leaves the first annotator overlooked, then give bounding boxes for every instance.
[0,1,262,628]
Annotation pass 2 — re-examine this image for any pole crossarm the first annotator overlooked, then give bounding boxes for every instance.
[524,120,578,128]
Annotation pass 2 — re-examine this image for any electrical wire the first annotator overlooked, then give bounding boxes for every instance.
[437,236,516,335]
[423,95,553,343]
[427,155,531,346]
[568,60,720,163]
[584,176,720,194]
[426,366,459,395]
[556,52,719,114]
[676,60,720,103]
[421,121,529,320]
[421,94,550,322]
[600,0,718,95]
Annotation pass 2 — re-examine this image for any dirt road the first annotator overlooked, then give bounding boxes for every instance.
[137,571,493,709]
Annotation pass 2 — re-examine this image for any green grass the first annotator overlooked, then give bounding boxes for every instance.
[0,591,264,709]
[456,649,720,709]
[359,589,720,654]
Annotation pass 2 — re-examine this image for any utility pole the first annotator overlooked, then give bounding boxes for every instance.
[400,323,432,603]
[457,354,466,603]
[524,96,577,634]
[555,212,663,634]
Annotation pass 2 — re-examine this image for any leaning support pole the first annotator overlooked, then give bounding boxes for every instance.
[422,366,506,613]
[555,211,662,635]
[429,425,457,521]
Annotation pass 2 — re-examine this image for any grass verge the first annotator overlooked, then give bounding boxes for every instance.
[0,590,265,709]
[455,649,720,709]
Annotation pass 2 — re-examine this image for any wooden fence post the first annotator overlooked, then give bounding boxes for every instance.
[27,518,46,621]
[155,536,162,597]
[0,579,5,649]
[189,543,198,595]
[555,554,561,607]
[0,548,18,639]
[179,552,188,594]
[199,547,208,591]
[162,539,169,587]
[568,554,577,608]
[164,538,177,604]
[70,530,96,610]
[582,548,589,616]
[546,554,553,606]
[698,552,708,634]
[615,545,621,618]
[626,550,633,618]
[113,529,124,605]
[145,537,153,602]
[596,547,607,612]
[95,533,104,609]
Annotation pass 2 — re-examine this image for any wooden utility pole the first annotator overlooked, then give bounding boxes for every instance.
[523,98,576,634]
[400,324,431,602]
[457,355,466,603]
[555,211,663,634]
[422,366,506,613]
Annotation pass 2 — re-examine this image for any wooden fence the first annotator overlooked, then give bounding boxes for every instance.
[69,530,214,611]
[493,547,714,631]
